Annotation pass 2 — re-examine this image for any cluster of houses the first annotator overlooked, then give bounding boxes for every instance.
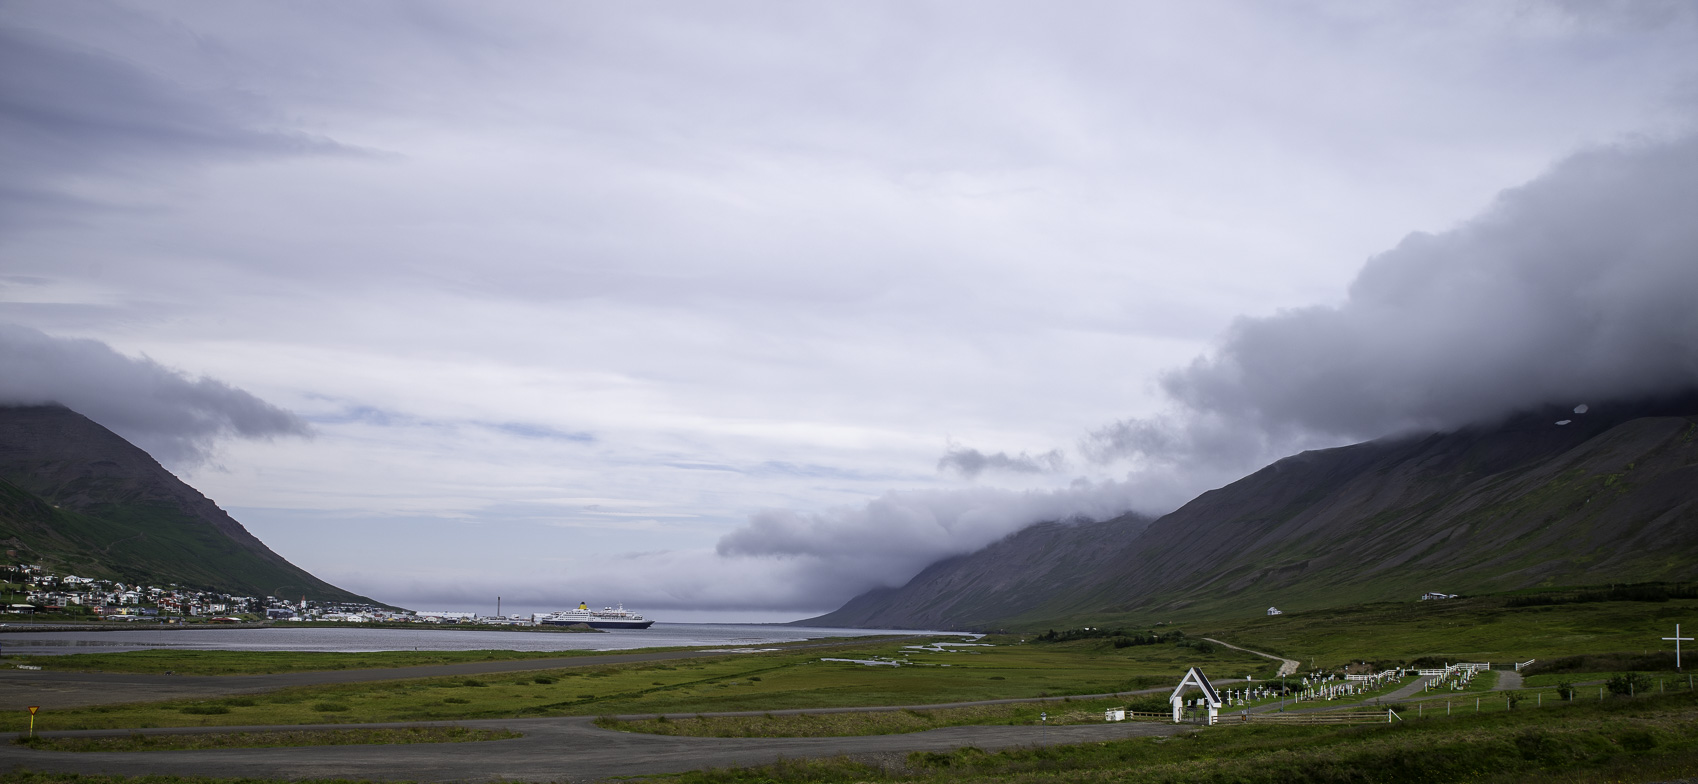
[1,564,392,622]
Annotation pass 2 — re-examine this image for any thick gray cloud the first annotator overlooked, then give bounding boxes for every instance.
[1087,133,1698,465]
[936,445,1066,477]
[0,324,310,465]
[0,20,353,228]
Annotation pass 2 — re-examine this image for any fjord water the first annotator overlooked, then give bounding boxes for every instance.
[0,624,946,654]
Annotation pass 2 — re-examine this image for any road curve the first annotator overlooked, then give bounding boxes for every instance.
[0,716,1188,783]
[1202,637,1299,677]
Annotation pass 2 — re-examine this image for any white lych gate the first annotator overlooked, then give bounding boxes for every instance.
[1170,666,1223,724]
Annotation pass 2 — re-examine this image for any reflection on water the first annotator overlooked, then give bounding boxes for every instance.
[0,624,954,654]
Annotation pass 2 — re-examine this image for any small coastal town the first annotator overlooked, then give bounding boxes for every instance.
[1,564,650,627]
[4,563,425,624]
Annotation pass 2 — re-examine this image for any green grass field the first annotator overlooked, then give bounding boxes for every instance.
[6,636,1268,733]
[5,648,618,676]
[643,690,1698,784]
[596,696,1148,738]
[1194,595,1698,669]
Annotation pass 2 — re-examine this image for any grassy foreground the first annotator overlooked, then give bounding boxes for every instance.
[645,690,1698,784]
[14,726,519,752]
[7,649,616,676]
[594,696,1169,738]
[6,637,1266,732]
[3,693,1694,784]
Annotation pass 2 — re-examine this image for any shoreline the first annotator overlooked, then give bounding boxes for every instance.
[0,621,604,634]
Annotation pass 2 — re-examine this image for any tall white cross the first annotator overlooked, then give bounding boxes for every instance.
[1665,624,1694,671]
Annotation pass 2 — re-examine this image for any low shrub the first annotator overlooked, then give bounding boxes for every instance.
[1125,697,1169,713]
[1524,652,1676,676]
[1607,672,1654,696]
[311,702,351,712]
[1176,639,1216,654]
[442,697,470,704]
[179,705,230,715]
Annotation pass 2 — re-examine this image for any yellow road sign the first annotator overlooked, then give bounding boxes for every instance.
[27,706,38,715]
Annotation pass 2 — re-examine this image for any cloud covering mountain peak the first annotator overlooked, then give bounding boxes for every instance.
[1088,133,1698,467]
[0,325,310,466]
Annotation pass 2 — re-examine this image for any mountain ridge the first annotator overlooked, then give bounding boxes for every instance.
[0,405,375,603]
[809,394,1698,629]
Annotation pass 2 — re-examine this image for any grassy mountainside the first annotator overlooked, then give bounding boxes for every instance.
[0,405,374,603]
[805,513,1152,630]
[815,395,1698,630]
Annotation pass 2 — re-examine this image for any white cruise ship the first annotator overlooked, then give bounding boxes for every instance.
[536,602,654,629]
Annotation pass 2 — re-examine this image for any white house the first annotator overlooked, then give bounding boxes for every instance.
[1266,607,1283,616]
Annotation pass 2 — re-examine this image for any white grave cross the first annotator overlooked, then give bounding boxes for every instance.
[1665,624,1693,671]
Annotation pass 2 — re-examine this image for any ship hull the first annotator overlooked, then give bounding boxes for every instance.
[541,618,654,629]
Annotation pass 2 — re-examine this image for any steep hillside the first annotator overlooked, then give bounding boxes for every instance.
[814,395,1698,629]
[807,512,1152,630]
[0,405,374,603]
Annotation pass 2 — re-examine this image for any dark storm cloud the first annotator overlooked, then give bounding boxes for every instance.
[0,23,354,226]
[1087,133,1698,465]
[936,445,1066,477]
[0,325,310,465]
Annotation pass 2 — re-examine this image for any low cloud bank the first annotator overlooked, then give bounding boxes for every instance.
[1086,134,1698,467]
[0,324,309,465]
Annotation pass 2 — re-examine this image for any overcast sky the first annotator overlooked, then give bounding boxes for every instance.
[3,1,1696,621]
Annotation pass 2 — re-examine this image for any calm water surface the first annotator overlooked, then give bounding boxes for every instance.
[0,624,955,654]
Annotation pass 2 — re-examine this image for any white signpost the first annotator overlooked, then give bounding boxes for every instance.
[1664,624,1693,672]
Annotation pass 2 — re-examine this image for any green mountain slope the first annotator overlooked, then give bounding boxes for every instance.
[811,395,1698,630]
[805,512,1152,630]
[0,405,374,603]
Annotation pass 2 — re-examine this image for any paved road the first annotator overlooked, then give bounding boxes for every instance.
[1202,638,1298,677]
[0,716,1189,782]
